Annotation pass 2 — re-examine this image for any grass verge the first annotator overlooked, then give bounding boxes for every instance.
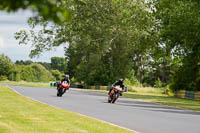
[0,86,134,133]
[123,92,200,111]
[0,81,50,88]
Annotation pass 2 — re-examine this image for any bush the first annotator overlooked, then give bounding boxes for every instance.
[0,54,14,77]
[0,75,8,81]
[50,70,62,80]
[169,55,200,91]
[154,78,163,88]
[19,64,55,82]
[124,76,142,87]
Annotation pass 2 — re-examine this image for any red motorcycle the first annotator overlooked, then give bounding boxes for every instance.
[57,81,69,97]
[108,86,123,103]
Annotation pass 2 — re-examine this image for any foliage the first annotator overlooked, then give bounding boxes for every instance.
[154,78,163,88]
[15,60,52,71]
[15,60,33,65]
[0,75,7,81]
[16,0,152,86]
[51,57,67,73]
[124,73,142,87]
[151,0,200,91]
[0,54,62,82]
[37,62,51,70]
[50,69,62,80]
[13,0,200,90]
[0,0,71,24]
[0,54,14,78]
[19,63,55,82]
[67,0,152,85]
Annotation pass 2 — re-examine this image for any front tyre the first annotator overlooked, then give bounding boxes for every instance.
[57,88,63,97]
[112,93,119,103]
[108,96,111,103]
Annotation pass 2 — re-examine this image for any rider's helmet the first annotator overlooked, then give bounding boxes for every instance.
[66,74,69,77]
[119,78,123,82]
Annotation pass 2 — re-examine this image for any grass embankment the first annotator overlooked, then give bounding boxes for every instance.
[123,86,200,111]
[0,86,134,133]
[123,92,200,111]
[0,81,50,88]
[1,81,200,111]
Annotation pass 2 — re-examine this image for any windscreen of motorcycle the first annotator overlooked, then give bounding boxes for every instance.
[115,86,122,91]
[62,81,69,88]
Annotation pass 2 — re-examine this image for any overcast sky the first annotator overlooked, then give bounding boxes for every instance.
[0,10,65,63]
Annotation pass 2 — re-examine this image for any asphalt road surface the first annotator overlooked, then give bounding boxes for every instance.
[8,85,200,133]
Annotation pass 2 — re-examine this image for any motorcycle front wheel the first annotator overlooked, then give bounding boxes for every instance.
[108,96,112,103]
[57,88,63,97]
[112,93,119,103]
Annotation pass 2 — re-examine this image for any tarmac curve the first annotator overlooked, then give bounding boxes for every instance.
[9,85,200,133]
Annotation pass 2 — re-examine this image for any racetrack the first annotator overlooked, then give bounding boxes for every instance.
[9,85,200,133]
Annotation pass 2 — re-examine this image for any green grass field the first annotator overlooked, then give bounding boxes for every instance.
[0,86,134,133]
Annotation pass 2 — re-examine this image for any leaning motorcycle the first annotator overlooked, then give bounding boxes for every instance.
[108,86,123,103]
[57,81,69,97]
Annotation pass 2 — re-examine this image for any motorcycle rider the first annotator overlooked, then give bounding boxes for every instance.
[108,78,126,96]
[61,74,70,85]
[57,74,71,94]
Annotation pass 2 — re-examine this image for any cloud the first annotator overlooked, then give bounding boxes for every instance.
[0,36,4,49]
[0,10,65,62]
[0,10,33,25]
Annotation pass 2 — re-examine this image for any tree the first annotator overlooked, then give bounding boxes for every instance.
[50,69,62,80]
[19,63,55,82]
[0,54,14,79]
[0,0,71,24]
[15,60,33,65]
[16,0,152,86]
[37,62,51,71]
[51,57,67,73]
[151,0,200,91]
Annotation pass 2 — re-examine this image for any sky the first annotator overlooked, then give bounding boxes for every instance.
[0,10,65,63]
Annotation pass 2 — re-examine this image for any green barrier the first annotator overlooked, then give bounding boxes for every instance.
[50,82,55,87]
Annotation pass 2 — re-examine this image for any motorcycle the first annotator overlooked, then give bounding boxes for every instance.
[108,86,123,103]
[57,81,69,97]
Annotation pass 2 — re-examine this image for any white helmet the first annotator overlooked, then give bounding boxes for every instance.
[119,78,123,82]
[65,75,69,78]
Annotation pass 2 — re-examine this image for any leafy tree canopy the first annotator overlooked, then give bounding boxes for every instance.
[15,0,153,85]
[0,0,71,24]
[151,0,200,91]
[0,54,14,77]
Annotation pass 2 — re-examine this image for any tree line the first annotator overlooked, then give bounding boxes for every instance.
[0,54,67,82]
[1,0,200,91]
